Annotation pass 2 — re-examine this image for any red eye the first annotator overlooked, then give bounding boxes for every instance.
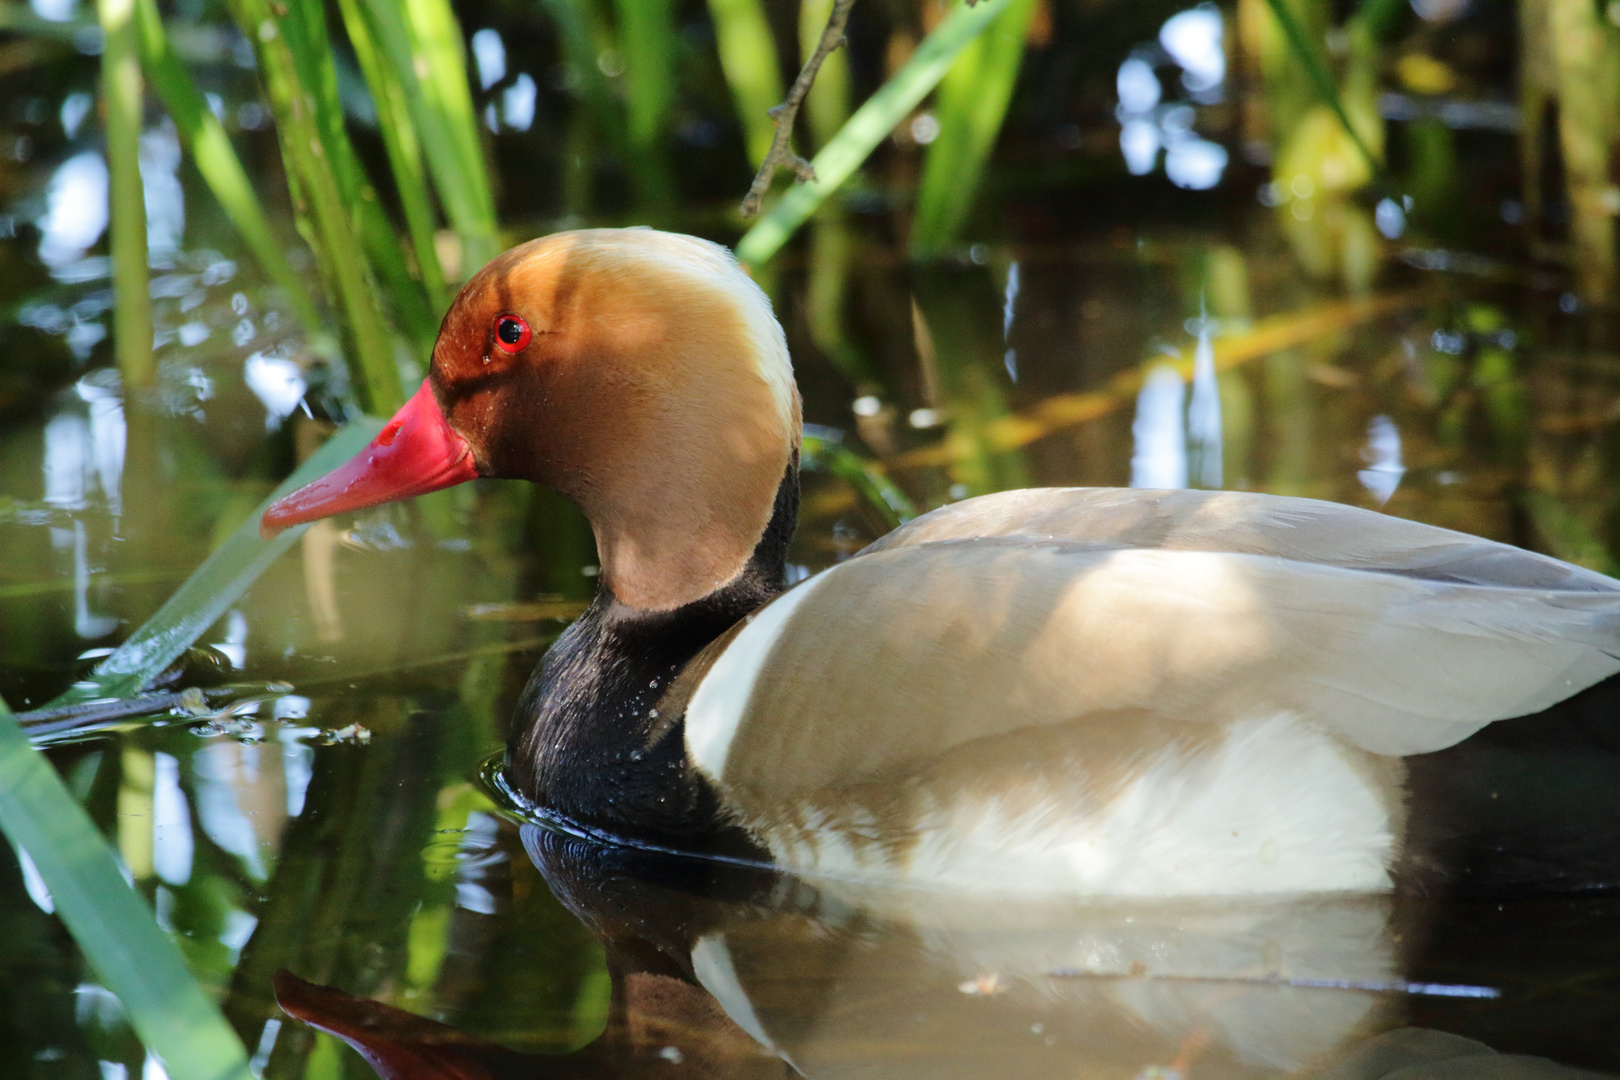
[493,314,532,353]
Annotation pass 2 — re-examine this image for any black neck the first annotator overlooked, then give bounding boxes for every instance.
[507,455,798,848]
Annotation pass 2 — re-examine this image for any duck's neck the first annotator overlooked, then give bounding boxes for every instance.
[508,456,798,846]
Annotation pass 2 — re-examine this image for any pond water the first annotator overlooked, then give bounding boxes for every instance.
[4,0,1620,1074]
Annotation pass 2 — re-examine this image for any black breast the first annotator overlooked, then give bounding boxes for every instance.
[506,462,797,854]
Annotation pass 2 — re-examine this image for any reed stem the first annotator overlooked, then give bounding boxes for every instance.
[97,0,153,389]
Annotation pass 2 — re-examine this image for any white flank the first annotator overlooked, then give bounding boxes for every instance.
[762,713,1396,896]
[685,573,827,782]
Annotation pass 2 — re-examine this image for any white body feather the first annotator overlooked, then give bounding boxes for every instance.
[757,713,1396,895]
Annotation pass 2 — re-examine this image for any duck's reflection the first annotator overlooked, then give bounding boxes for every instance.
[274,826,1608,1079]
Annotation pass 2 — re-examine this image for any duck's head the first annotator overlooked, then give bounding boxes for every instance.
[262,228,800,611]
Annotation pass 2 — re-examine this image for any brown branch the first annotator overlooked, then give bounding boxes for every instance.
[738,0,857,218]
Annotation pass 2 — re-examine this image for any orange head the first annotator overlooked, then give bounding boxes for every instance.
[263,228,801,611]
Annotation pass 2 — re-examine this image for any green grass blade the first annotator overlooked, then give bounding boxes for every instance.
[97,0,154,390]
[909,0,1038,257]
[735,0,1016,269]
[278,0,438,353]
[1259,0,1384,182]
[359,0,498,274]
[229,0,402,412]
[707,0,785,165]
[133,0,324,334]
[334,0,449,310]
[0,696,254,1080]
[48,420,383,709]
[406,0,498,269]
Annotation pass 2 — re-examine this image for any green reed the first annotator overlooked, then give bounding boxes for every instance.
[98,0,153,391]
[910,0,1040,258]
[736,0,1020,268]
[614,0,678,206]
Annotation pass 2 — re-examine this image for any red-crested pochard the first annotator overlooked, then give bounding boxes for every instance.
[262,228,1620,897]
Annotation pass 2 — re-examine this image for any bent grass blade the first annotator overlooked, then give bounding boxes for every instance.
[47,420,384,710]
[735,0,1018,269]
[802,430,917,527]
[0,696,255,1080]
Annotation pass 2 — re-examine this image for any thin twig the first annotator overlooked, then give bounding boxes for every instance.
[739,0,857,218]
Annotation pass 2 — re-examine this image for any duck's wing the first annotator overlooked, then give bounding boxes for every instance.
[866,487,1620,592]
[684,490,1620,814]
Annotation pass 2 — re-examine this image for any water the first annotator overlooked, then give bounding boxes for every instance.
[5,0,1620,1073]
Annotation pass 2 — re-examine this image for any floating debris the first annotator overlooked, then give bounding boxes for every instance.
[958,972,1009,996]
[319,723,372,746]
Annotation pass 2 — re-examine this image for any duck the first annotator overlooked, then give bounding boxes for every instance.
[261,227,1620,898]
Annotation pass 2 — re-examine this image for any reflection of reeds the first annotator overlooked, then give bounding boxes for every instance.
[892,291,1423,469]
[50,421,383,709]
[910,268,1030,496]
[1523,0,1620,301]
